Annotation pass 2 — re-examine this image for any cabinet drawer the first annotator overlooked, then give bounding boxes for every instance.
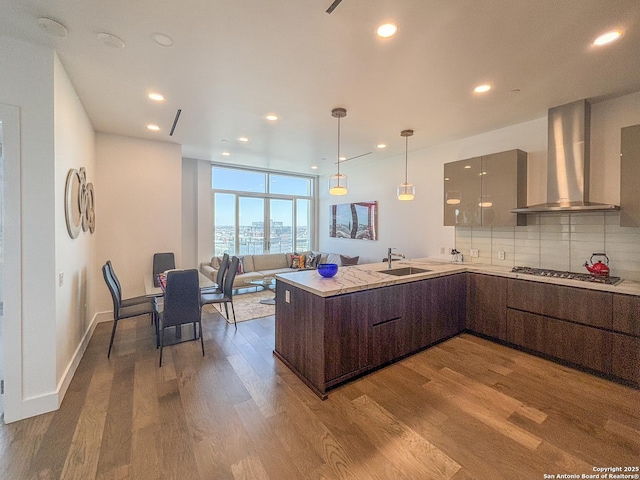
[508,279,612,329]
[611,332,640,385]
[613,294,640,336]
[507,308,612,374]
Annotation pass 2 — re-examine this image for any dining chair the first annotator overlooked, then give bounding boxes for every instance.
[201,255,239,329]
[153,252,176,287]
[107,260,156,308]
[103,263,158,358]
[159,269,205,366]
[201,253,229,295]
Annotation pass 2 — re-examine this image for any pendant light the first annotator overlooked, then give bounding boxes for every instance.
[397,129,415,200]
[329,107,348,195]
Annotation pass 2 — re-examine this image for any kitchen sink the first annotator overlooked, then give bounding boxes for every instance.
[378,267,432,276]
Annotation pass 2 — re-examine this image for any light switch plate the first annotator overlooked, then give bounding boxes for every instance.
[470,249,479,257]
[58,272,64,286]
[498,251,505,260]
[285,290,291,303]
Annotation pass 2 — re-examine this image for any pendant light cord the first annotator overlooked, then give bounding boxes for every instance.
[337,116,341,183]
[404,134,408,183]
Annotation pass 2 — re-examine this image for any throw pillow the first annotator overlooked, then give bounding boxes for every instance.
[305,253,319,268]
[212,256,223,269]
[299,254,306,268]
[340,255,359,266]
[290,254,301,268]
[237,256,245,274]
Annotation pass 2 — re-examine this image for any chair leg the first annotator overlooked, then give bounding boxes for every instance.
[231,302,237,330]
[199,320,205,356]
[107,318,119,358]
[159,327,164,367]
[224,303,229,319]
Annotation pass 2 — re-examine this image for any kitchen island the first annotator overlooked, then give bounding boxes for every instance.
[275,260,640,398]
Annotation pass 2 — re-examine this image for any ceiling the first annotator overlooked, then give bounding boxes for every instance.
[2,0,640,175]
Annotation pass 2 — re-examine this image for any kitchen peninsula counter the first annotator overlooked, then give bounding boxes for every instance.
[275,259,640,297]
[274,259,639,398]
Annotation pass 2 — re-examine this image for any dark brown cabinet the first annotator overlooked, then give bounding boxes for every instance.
[613,293,640,336]
[611,333,640,385]
[507,279,613,329]
[275,274,467,398]
[507,309,612,373]
[467,274,508,340]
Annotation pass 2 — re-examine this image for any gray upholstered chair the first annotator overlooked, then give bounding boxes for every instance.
[201,255,239,329]
[158,269,205,366]
[153,252,176,287]
[201,253,229,295]
[103,263,158,358]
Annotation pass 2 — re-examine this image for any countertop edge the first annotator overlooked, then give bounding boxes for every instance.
[275,260,640,297]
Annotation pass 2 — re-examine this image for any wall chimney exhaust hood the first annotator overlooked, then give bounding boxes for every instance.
[512,99,620,214]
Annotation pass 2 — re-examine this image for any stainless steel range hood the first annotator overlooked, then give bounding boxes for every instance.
[512,99,620,214]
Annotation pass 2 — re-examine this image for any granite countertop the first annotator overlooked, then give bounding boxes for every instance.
[275,258,640,298]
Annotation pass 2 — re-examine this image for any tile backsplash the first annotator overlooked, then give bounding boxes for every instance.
[455,212,640,281]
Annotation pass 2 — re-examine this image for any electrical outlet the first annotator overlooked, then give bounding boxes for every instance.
[498,251,505,260]
[470,249,479,258]
[58,272,64,287]
[285,290,291,303]
[440,247,445,254]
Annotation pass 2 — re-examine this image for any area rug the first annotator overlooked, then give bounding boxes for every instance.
[204,289,275,323]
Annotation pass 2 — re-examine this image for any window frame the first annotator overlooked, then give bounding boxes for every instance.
[211,164,317,256]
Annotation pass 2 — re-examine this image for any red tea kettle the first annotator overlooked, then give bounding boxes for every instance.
[584,253,610,277]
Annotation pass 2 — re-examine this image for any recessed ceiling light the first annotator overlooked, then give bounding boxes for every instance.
[221,151,231,156]
[311,165,318,170]
[464,165,471,169]
[593,30,623,46]
[377,23,398,38]
[97,32,125,48]
[376,143,387,149]
[265,114,279,121]
[147,124,160,131]
[473,84,492,94]
[237,136,250,143]
[339,156,346,161]
[148,93,165,102]
[37,17,68,37]
[152,32,173,47]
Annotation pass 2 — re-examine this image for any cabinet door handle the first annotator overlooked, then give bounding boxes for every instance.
[372,316,402,327]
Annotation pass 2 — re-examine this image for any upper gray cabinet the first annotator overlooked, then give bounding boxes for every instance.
[620,124,640,227]
[444,149,527,227]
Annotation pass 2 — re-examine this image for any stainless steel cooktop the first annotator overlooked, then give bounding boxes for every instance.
[511,266,622,285]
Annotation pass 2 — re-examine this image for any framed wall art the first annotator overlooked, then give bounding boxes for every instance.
[329,201,378,240]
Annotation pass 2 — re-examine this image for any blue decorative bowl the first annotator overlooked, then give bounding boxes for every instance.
[317,263,338,278]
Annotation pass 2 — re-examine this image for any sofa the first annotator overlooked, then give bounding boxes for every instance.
[200,251,354,288]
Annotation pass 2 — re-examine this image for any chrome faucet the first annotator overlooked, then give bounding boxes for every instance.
[387,248,405,268]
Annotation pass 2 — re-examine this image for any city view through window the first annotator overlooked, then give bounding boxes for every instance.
[212,166,315,256]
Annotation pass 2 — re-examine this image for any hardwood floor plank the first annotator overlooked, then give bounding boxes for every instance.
[96,353,135,474]
[346,393,461,479]
[60,355,114,480]
[233,399,305,479]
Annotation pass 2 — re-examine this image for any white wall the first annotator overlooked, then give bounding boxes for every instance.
[95,134,182,314]
[0,37,58,421]
[318,91,640,268]
[53,54,97,394]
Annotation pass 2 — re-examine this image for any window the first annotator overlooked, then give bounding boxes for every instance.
[212,166,316,256]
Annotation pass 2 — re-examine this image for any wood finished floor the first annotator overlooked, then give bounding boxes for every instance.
[1,309,638,480]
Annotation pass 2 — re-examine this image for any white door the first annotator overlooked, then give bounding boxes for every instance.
[0,104,22,423]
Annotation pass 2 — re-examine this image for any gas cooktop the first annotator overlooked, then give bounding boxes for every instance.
[511,266,622,285]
